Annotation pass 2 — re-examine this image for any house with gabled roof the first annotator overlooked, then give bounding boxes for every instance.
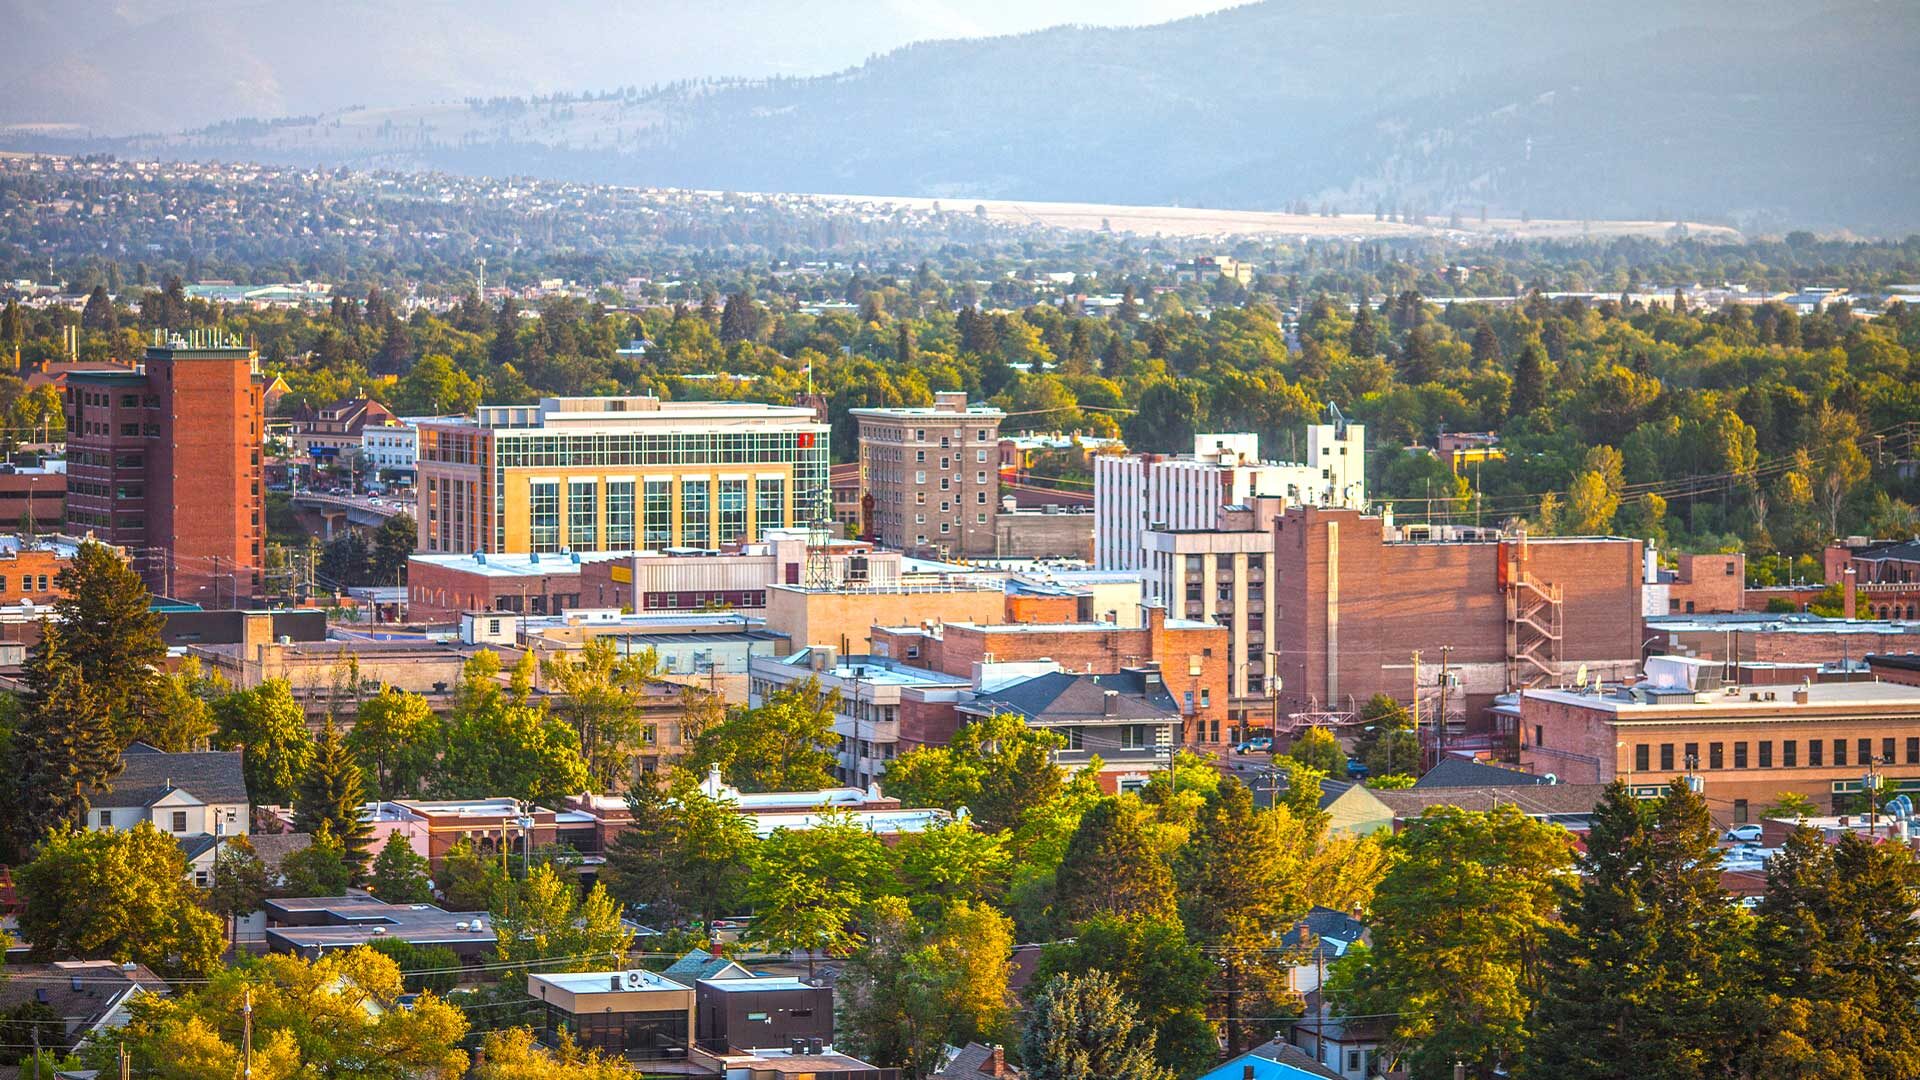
[82,743,249,886]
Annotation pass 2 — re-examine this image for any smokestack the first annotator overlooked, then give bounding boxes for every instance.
[1844,565,1857,621]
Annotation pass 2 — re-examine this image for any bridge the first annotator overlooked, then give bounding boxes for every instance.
[289,492,412,537]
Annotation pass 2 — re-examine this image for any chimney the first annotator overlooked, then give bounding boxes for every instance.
[1103,689,1119,715]
[610,975,622,991]
[986,1045,1007,1077]
[1844,565,1857,620]
[1243,1066,1256,1080]
[935,391,968,413]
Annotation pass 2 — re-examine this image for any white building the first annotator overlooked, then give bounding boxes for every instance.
[84,744,250,887]
[1094,420,1366,571]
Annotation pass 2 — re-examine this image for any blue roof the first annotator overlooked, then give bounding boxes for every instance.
[1196,1049,1339,1080]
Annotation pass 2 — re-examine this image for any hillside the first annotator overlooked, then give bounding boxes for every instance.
[5,0,1916,232]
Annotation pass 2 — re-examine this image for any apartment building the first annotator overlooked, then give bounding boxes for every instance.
[63,332,265,603]
[852,392,1005,557]
[1094,421,1365,571]
[1142,497,1283,727]
[414,396,829,555]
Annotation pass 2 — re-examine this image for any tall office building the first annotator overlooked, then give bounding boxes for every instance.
[1094,420,1367,570]
[414,396,829,554]
[852,392,1005,557]
[64,331,265,604]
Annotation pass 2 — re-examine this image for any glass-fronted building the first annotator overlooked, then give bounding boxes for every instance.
[416,397,829,554]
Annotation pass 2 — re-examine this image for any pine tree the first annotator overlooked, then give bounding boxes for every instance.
[1472,321,1504,364]
[1021,971,1172,1080]
[1054,797,1177,926]
[1512,341,1550,417]
[5,623,119,854]
[1348,303,1378,357]
[1176,777,1295,1053]
[294,718,373,872]
[51,539,165,740]
[369,834,434,904]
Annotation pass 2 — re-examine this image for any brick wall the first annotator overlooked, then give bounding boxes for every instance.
[0,548,71,605]
[407,561,585,621]
[1669,553,1745,614]
[1007,594,1080,624]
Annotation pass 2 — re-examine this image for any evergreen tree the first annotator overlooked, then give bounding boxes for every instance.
[278,822,352,897]
[1348,303,1379,357]
[1021,971,1172,1080]
[1176,776,1297,1052]
[81,284,116,332]
[1511,341,1550,416]
[52,539,166,739]
[1033,915,1217,1076]
[368,834,434,904]
[1472,321,1504,364]
[293,718,373,871]
[6,623,118,853]
[1054,797,1177,926]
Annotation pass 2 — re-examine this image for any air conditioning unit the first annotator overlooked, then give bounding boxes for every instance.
[624,970,648,989]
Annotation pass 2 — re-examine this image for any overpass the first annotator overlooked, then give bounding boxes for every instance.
[289,492,412,537]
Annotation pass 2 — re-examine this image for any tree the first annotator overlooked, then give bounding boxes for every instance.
[102,947,469,1080]
[882,713,1067,832]
[747,813,897,967]
[924,901,1017,1050]
[368,514,416,585]
[1054,797,1177,926]
[896,819,1011,919]
[348,688,440,799]
[1349,304,1379,357]
[1020,971,1173,1080]
[207,835,269,942]
[279,823,353,897]
[1336,805,1571,1079]
[470,1027,631,1080]
[437,836,511,911]
[539,639,662,789]
[836,898,952,1077]
[15,822,225,976]
[438,651,590,806]
[1286,726,1348,775]
[1762,791,1819,820]
[1177,776,1299,1052]
[1511,341,1549,417]
[1352,693,1419,781]
[52,539,166,736]
[1034,915,1217,1076]
[82,286,117,332]
[137,656,220,752]
[213,680,315,806]
[1122,381,1200,454]
[492,864,635,976]
[1751,827,1920,1079]
[690,676,837,793]
[601,768,756,929]
[1810,404,1870,537]
[5,622,118,852]
[294,718,373,871]
[368,834,433,904]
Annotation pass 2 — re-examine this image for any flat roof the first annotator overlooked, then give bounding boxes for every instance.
[1650,614,1920,634]
[410,551,632,577]
[745,808,952,837]
[1526,680,1920,716]
[531,970,687,994]
[698,976,817,993]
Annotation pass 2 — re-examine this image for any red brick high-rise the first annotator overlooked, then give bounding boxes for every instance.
[64,332,264,605]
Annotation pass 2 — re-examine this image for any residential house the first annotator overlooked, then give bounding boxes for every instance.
[663,948,752,984]
[0,961,170,1063]
[959,665,1184,792]
[933,1044,1022,1080]
[1280,906,1369,997]
[1289,1001,1392,1080]
[83,744,249,887]
[1194,1038,1343,1080]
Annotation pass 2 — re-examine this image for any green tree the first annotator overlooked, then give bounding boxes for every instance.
[368,514,416,585]
[539,639,662,789]
[15,822,225,976]
[1034,914,1217,1076]
[895,819,1011,920]
[1510,341,1549,417]
[1762,791,1819,820]
[213,679,316,806]
[368,834,433,904]
[1810,404,1871,537]
[1054,797,1177,925]
[1122,380,1201,454]
[138,656,220,752]
[601,768,756,929]
[278,823,352,897]
[348,688,440,799]
[1352,693,1419,780]
[491,864,635,977]
[881,713,1067,832]
[1176,776,1299,1052]
[836,898,952,1077]
[690,676,837,793]
[5,622,118,852]
[294,718,373,871]
[1286,726,1348,775]
[438,651,590,806]
[52,539,166,738]
[437,836,510,911]
[1336,805,1572,1079]
[747,813,897,968]
[470,1027,631,1080]
[207,835,269,942]
[1020,971,1173,1080]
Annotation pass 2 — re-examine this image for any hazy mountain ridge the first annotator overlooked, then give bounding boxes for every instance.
[4,0,1915,231]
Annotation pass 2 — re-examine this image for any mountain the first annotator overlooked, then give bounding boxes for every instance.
[6,0,1916,232]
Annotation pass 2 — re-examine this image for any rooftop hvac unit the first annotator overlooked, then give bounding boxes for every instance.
[624,970,648,989]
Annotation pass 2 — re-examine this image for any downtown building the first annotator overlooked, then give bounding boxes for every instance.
[852,392,1005,558]
[414,396,829,555]
[63,332,265,604]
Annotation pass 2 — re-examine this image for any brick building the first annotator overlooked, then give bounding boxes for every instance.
[1270,507,1645,729]
[0,465,65,533]
[869,604,1235,748]
[0,536,90,605]
[1642,548,1745,616]
[1645,612,1920,667]
[852,392,1005,557]
[63,333,265,604]
[763,579,1008,651]
[407,550,629,620]
[289,397,398,470]
[574,530,900,616]
[1520,679,1920,819]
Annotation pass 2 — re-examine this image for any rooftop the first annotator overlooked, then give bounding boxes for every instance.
[428,396,825,433]
[1649,612,1920,634]
[697,976,817,993]
[87,744,247,808]
[743,807,953,838]
[531,969,687,995]
[1524,680,1920,716]
[410,550,633,577]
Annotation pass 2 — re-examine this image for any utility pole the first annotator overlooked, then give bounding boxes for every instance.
[31,1023,40,1080]
[242,987,253,1078]
[1410,650,1422,751]
[119,1041,129,1080]
[1437,645,1453,759]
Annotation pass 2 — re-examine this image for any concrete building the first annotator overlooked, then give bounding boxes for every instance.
[63,332,265,603]
[576,529,902,616]
[763,579,1008,652]
[1144,497,1283,730]
[1271,508,1644,742]
[415,396,828,555]
[1004,568,1148,627]
[1094,421,1366,572]
[695,977,833,1054]
[512,610,791,703]
[264,895,495,959]
[852,391,1005,557]
[528,970,694,1061]
[991,506,1095,559]
[1520,671,1920,819]
[748,646,972,787]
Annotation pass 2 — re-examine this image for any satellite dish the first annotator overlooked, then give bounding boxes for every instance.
[1575,663,1589,688]
[1543,773,1558,785]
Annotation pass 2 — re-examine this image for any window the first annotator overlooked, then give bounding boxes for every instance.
[170,811,187,832]
[755,478,784,533]
[915,450,925,463]
[718,479,747,543]
[567,479,597,549]
[915,470,926,483]
[1734,798,1750,824]
[606,481,635,547]
[1809,740,1823,766]
[1883,737,1897,765]
[977,449,987,462]
[1635,744,1650,771]
[680,479,709,547]
[98,810,112,828]
[1908,737,1919,765]
[1684,742,1699,769]
[1759,741,1773,768]
[1534,724,1544,747]
[1065,728,1084,750]
[1659,742,1675,771]
[1121,725,1151,750]
[1785,740,1798,767]
[1734,742,1747,769]
[1709,742,1723,770]
[529,480,561,552]
[642,480,672,547]
[1835,739,1848,767]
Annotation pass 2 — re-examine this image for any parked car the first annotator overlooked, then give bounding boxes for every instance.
[1345,758,1370,779]
[1234,737,1273,755]
[1724,824,1763,843]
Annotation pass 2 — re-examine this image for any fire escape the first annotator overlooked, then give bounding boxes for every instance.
[1503,539,1564,691]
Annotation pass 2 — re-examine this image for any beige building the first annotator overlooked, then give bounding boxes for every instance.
[1143,498,1282,728]
[765,580,1009,651]
[853,392,1005,557]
